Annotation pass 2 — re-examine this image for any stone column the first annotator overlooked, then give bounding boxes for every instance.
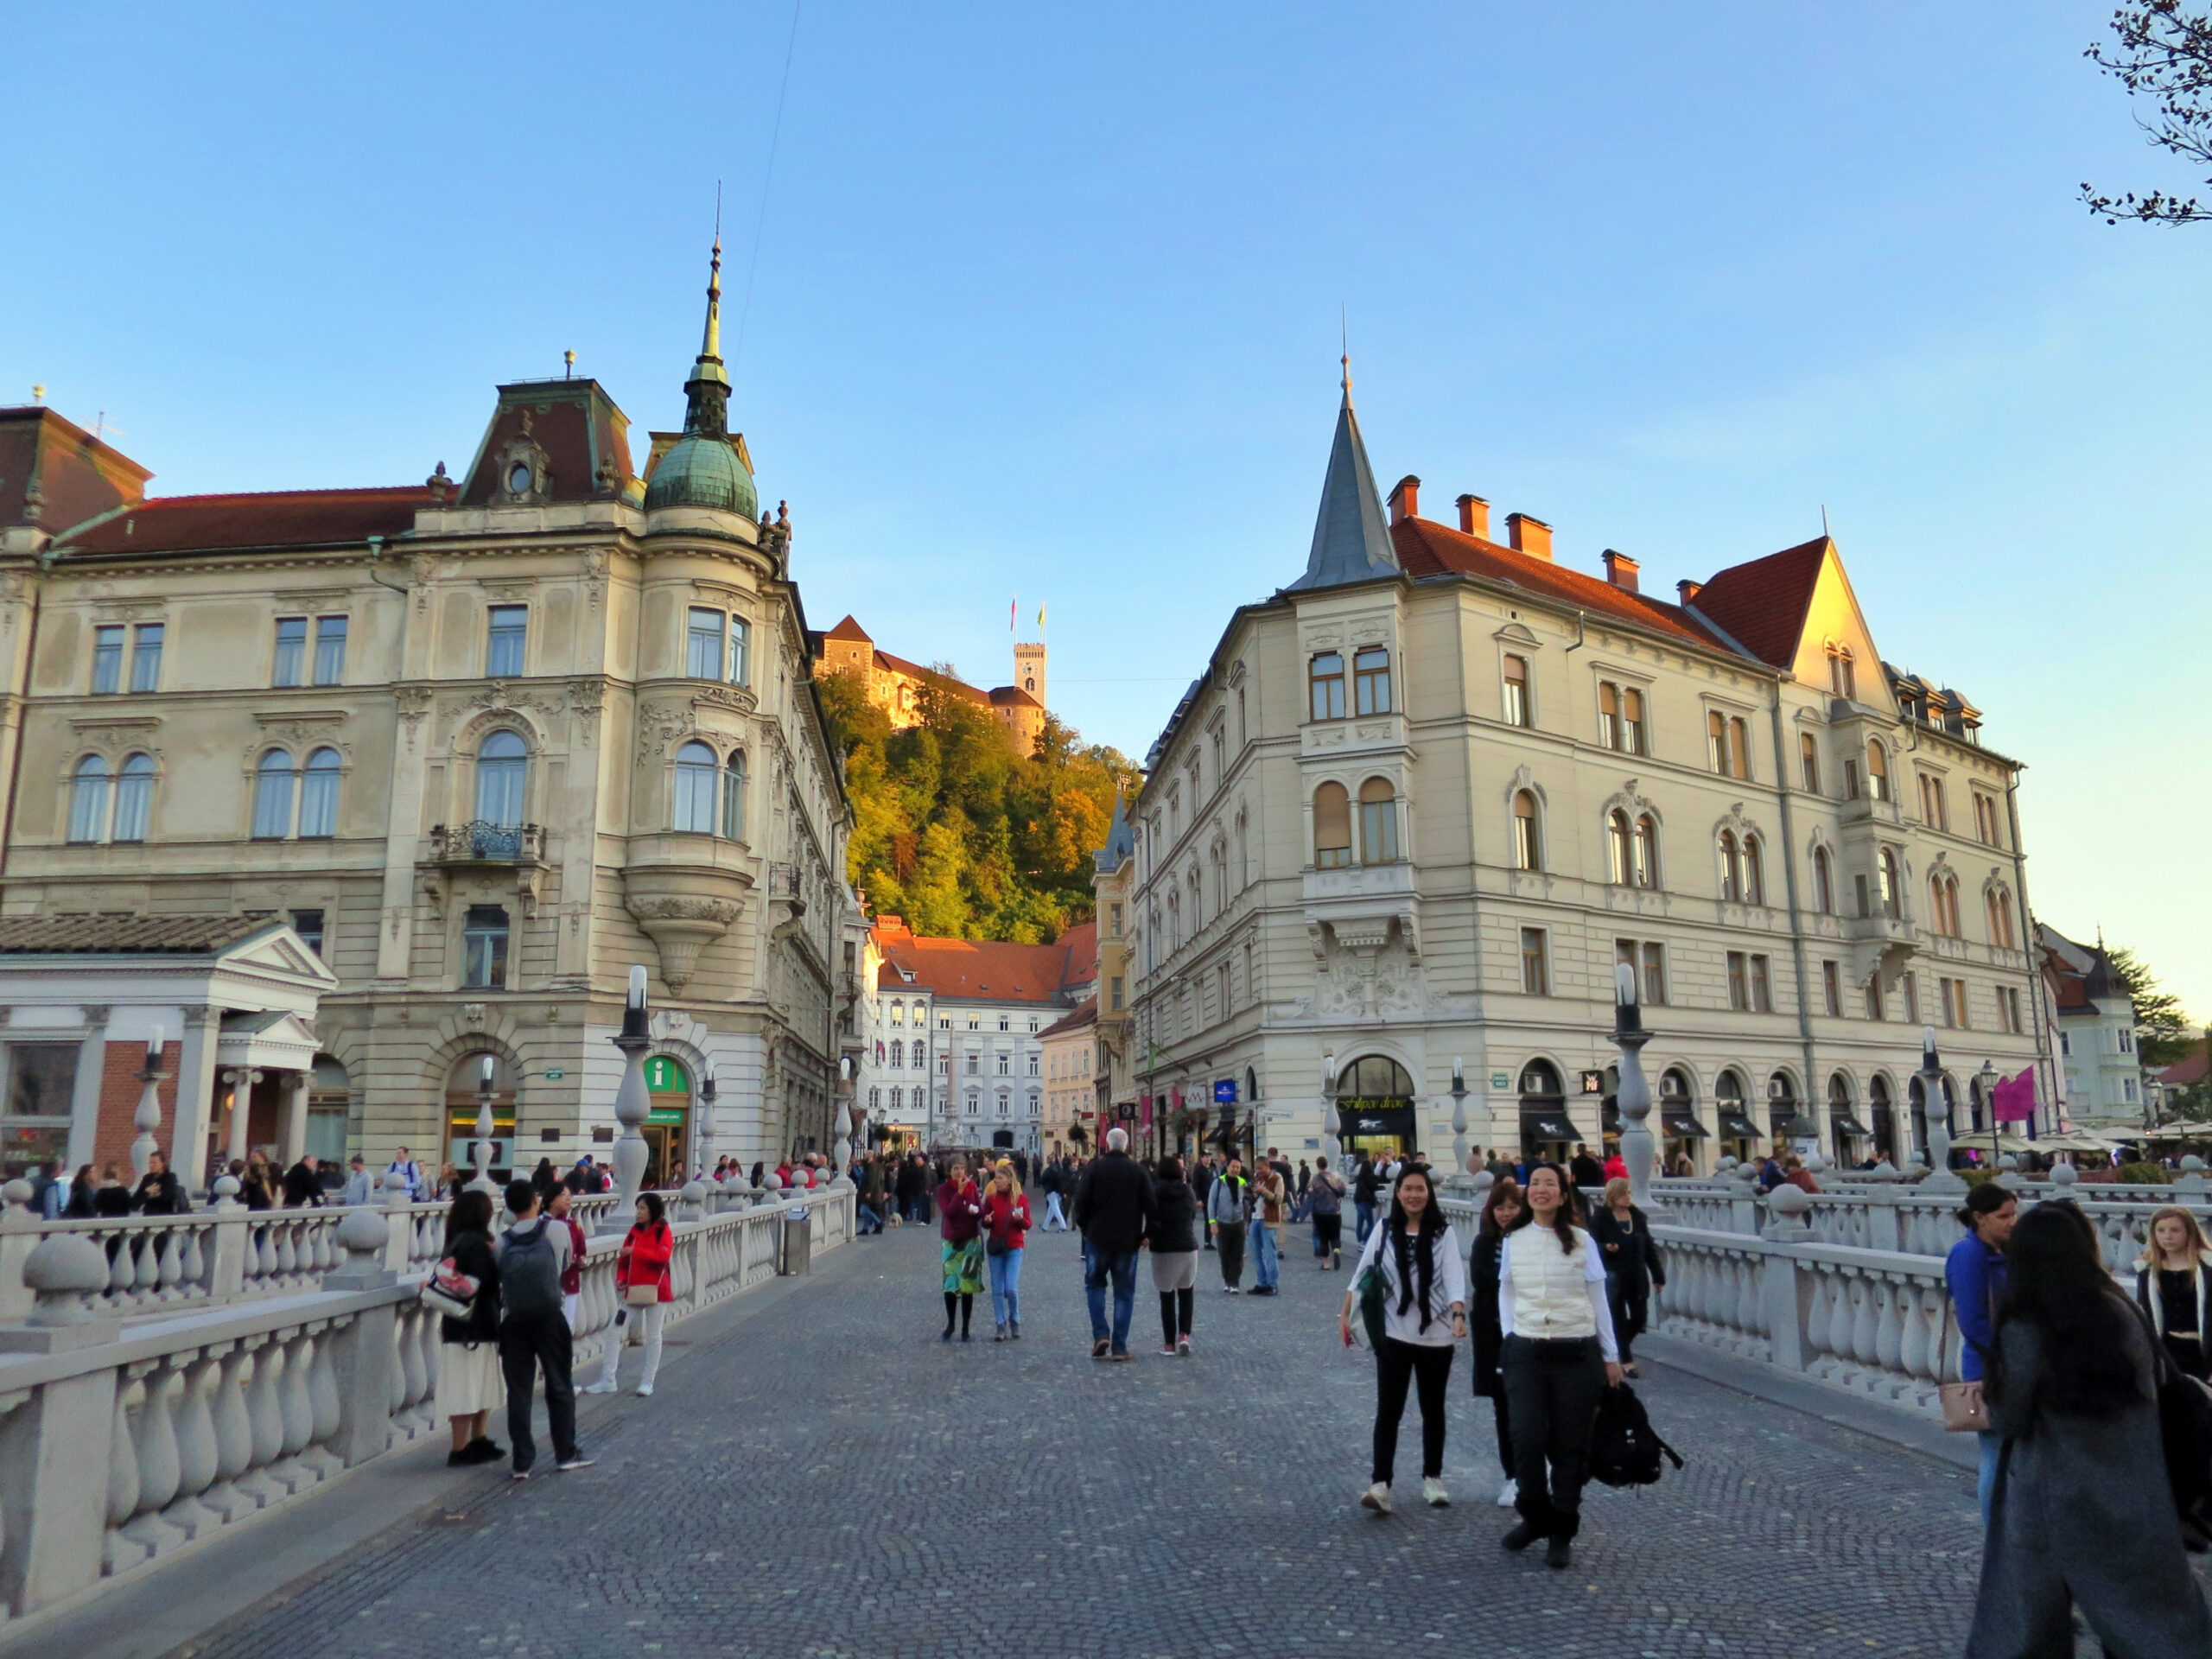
[224,1071,253,1168]
[283,1071,312,1167]
[174,1007,223,1193]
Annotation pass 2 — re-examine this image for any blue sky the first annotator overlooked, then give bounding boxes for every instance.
[9,2,2209,1019]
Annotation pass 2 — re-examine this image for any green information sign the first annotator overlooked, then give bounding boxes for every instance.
[646,1105,687,1125]
[645,1056,689,1092]
[1491,1072,1512,1091]
[543,1068,566,1081]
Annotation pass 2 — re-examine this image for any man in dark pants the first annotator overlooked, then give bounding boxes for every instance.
[1071,1127,1155,1359]
[495,1179,591,1478]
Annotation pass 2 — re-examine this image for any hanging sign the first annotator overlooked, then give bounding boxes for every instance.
[1213,1078,1238,1104]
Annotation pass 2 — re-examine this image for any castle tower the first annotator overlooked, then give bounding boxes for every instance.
[1014,639,1046,709]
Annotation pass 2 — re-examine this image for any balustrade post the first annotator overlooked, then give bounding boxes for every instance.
[0,1179,40,1325]
[205,1176,250,1300]
[0,1366,120,1616]
[1759,1185,1816,1372]
[379,1168,416,1273]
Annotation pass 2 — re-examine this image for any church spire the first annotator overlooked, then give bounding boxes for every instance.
[1287,356,1399,592]
[680,231,733,441]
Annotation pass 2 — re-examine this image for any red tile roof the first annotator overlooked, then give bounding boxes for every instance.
[824,614,874,642]
[54,486,428,556]
[1682,537,1829,668]
[2158,1046,2209,1089]
[1389,518,1726,651]
[871,918,1096,1005]
[1040,995,1099,1039]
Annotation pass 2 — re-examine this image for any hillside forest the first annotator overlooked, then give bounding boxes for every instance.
[814,666,1141,944]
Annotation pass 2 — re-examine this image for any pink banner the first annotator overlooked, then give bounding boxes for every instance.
[1991,1068,2037,1123]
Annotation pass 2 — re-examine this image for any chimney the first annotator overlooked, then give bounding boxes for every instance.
[1677,578,1703,606]
[1388,474,1421,526]
[1505,512,1552,563]
[1456,493,1491,538]
[1601,549,1640,593]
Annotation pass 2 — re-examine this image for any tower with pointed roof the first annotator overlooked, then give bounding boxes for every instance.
[644,236,759,518]
[1286,356,1399,592]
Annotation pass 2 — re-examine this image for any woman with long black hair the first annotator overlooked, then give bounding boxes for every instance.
[1339,1166,1466,1515]
[1497,1161,1622,1571]
[433,1188,505,1467]
[1967,1203,2212,1656]
[1470,1176,1525,1508]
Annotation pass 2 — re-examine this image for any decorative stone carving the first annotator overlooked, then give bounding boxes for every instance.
[1304,918,1425,1020]
[625,894,744,991]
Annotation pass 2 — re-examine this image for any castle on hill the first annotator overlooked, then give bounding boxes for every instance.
[814,616,1047,754]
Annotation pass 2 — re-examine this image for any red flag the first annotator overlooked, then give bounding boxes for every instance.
[1992,1069,2037,1123]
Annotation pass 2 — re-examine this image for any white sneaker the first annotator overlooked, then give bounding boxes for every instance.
[634,1382,655,1397]
[1496,1478,1518,1508]
[582,1380,619,1395]
[1359,1481,1392,1515]
[1422,1478,1449,1508]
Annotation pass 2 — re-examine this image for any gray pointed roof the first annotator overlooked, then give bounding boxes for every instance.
[1094,788,1135,873]
[1287,389,1398,591]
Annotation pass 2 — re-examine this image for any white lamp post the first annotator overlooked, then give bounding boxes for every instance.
[1320,1049,1341,1171]
[1447,1057,1473,1190]
[606,965,652,1229]
[1611,962,1660,1211]
[467,1054,499,1194]
[130,1027,167,1185]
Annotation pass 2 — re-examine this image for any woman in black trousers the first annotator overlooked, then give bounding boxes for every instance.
[1589,1177,1665,1376]
[1497,1161,1623,1571]
[1470,1177,1525,1507]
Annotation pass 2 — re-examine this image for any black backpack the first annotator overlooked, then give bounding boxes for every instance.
[1586,1382,1683,1488]
[499,1217,563,1322]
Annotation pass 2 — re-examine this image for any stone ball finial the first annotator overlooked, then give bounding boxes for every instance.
[2050,1161,2080,1189]
[383,1167,413,1198]
[763,1172,784,1192]
[1767,1184,1814,1220]
[1805,1150,1828,1173]
[23,1233,110,1325]
[681,1179,708,1207]
[335,1207,391,1259]
[212,1174,242,1206]
[2183,1154,2206,1176]
[1469,1168,1495,1197]
[1998,1154,2018,1172]
[2,1178,34,1217]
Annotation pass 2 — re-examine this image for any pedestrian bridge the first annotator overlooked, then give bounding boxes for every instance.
[0,1195,2031,1659]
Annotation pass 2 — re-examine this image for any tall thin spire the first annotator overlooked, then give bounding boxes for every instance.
[1287,356,1398,592]
[680,214,733,441]
[1340,304,1351,404]
[702,183,724,361]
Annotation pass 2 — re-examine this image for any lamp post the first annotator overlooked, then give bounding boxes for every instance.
[467,1054,499,1194]
[606,965,652,1230]
[1320,1050,1341,1171]
[1977,1058,1999,1140]
[696,1061,717,1184]
[131,1027,168,1185]
[834,1056,855,1179]
[1611,963,1660,1211]
[1447,1058,1472,1190]
[1920,1026,1962,1192]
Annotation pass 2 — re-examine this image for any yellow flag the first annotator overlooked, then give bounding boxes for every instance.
[1037,603,1046,630]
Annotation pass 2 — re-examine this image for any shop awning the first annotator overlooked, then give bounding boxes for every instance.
[1662,1111,1710,1139]
[1524,1114,1578,1142]
[1776,1112,1822,1140]
[1716,1111,1763,1140]
[1830,1113,1873,1137]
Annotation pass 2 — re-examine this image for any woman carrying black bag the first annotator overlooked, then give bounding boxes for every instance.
[432,1189,505,1468]
[1339,1166,1466,1516]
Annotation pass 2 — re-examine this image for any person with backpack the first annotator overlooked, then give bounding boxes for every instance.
[1497,1161,1624,1571]
[588,1192,675,1395]
[1307,1155,1346,1270]
[1207,1159,1249,1294]
[432,1189,505,1468]
[1340,1165,1466,1515]
[493,1180,589,1477]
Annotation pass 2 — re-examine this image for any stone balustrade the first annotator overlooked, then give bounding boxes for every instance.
[0,1182,855,1627]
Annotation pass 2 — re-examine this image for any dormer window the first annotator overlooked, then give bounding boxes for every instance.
[507,461,533,495]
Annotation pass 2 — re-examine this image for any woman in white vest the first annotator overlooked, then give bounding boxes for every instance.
[1339,1165,1467,1515]
[1497,1161,1623,1570]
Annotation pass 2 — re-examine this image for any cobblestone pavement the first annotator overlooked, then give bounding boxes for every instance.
[177,1221,2000,1659]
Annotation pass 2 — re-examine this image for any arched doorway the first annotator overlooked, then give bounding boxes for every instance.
[1714,1070,1758,1164]
[1336,1056,1417,1160]
[1909,1077,1930,1165]
[445,1053,518,1184]
[1659,1067,1706,1173]
[643,1054,691,1188]
[1517,1060,1575,1161]
[1869,1075,1897,1164]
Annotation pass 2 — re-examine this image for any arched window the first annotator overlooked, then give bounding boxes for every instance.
[722,750,747,840]
[1358,779,1398,864]
[297,747,340,839]
[1718,830,1742,903]
[1929,874,1954,937]
[475,730,528,826]
[1211,843,1228,906]
[1866,739,1891,803]
[1813,846,1834,914]
[1511,790,1541,871]
[67,754,111,843]
[674,741,719,832]
[1800,733,1821,794]
[1313,782,1351,868]
[1986,887,2016,950]
[1633,814,1658,887]
[251,749,295,840]
[1606,810,1632,885]
[111,752,153,843]
[1878,849,1902,919]
[1743,835,1765,906]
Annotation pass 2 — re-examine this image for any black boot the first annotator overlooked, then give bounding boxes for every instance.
[1545,1536,1573,1570]
[1501,1519,1542,1552]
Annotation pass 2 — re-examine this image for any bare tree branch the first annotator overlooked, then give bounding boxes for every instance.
[2082,2,2212,224]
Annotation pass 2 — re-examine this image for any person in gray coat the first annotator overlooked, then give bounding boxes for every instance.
[1966,1202,2212,1658]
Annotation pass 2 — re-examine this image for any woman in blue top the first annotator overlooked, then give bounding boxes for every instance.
[1943,1182,2017,1525]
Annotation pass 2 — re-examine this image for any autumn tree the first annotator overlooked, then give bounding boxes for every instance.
[2083,3,2212,223]
[2106,944,2197,1066]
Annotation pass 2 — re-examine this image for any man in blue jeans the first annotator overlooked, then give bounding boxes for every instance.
[1071,1127,1156,1359]
[1249,1157,1285,1294]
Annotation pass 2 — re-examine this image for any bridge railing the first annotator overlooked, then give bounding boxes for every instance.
[0,1181,855,1628]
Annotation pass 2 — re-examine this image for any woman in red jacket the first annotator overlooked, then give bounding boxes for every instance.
[586,1192,674,1396]
[980,1161,1033,1342]
[935,1158,985,1342]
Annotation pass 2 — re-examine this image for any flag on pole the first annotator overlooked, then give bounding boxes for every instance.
[1010,596,1017,633]
[1037,603,1046,631]
[1992,1069,2038,1123]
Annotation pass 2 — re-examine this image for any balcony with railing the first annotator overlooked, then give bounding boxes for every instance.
[427,821,546,865]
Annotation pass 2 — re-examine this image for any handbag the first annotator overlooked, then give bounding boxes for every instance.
[625,1281,660,1307]
[986,1235,1009,1258]
[420,1255,480,1321]
[1351,1258,1389,1351]
[1939,1379,1987,1433]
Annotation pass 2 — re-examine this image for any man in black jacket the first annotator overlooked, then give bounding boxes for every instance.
[1071,1128,1156,1360]
[282,1154,324,1208]
[132,1152,190,1214]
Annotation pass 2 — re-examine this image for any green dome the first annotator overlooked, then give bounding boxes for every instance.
[645,434,757,517]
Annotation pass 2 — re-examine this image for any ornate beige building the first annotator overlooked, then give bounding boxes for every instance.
[1128,369,2052,1175]
[0,244,859,1187]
